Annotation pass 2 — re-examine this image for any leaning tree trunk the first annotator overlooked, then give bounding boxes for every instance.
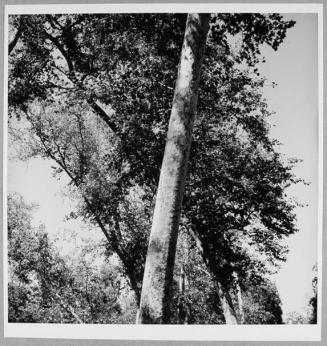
[177,264,190,324]
[216,281,239,324]
[236,282,244,324]
[234,271,245,324]
[137,13,210,324]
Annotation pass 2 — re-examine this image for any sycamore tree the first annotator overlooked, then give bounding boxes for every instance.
[138,13,210,324]
[162,229,284,324]
[8,13,299,323]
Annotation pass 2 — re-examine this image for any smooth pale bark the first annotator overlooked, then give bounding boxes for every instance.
[138,13,210,324]
[135,309,140,323]
[236,282,244,324]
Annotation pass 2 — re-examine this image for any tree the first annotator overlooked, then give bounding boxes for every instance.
[284,311,309,325]
[8,193,136,323]
[138,13,210,324]
[168,230,284,325]
[308,264,318,324]
[241,279,283,324]
[284,265,318,325]
[8,13,298,323]
[171,229,228,324]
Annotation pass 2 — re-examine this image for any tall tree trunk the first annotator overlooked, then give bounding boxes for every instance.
[234,272,245,324]
[137,13,210,324]
[177,265,189,324]
[236,282,244,324]
[187,229,239,324]
[216,281,239,324]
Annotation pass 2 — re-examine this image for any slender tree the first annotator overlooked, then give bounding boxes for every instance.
[138,13,210,324]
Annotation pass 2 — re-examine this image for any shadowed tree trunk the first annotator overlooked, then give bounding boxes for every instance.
[137,13,210,324]
[216,282,239,324]
[234,272,245,324]
[236,282,244,324]
[177,264,190,324]
[188,229,239,324]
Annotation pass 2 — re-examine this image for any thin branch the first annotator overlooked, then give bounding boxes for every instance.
[47,81,75,91]
[87,97,120,134]
[44,274,84,324]
[46,15,64,30]
[52,63,70,78]
[43,30,75,77]
[9,19,24,54]
[48,37,120,139]
[157,81,173,90]
[54,292,84,324]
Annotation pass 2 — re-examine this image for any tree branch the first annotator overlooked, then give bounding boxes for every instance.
[25,109,143,303]
[9,19,23,54]
[54,292,84,324]
[46,35,120,138]
[43,30,75,75]
[87,97,120,134]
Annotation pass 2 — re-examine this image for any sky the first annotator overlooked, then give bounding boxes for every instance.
[258,13,319,316]
[7,13,319,319]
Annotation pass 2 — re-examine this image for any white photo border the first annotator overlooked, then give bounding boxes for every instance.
[2,2,323,342]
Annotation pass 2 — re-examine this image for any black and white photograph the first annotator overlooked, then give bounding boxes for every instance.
[3,3,323,342]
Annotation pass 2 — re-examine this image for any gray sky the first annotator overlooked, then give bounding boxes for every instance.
[7,13,319,318]
[258,13,318,316]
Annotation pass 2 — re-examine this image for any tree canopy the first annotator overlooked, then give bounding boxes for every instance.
[8,13,300,324]
[8,192,137,323]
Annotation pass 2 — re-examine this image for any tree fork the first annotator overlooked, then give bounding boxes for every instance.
[138,13,210,324]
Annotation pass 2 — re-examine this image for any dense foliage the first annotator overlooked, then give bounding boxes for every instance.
[8,13,300,323]
[8,193,137,323]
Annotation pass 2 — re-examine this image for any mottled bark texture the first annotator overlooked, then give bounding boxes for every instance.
[138,13,210,324]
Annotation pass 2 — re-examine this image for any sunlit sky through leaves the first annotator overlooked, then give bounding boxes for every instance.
[7,13,319,318]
